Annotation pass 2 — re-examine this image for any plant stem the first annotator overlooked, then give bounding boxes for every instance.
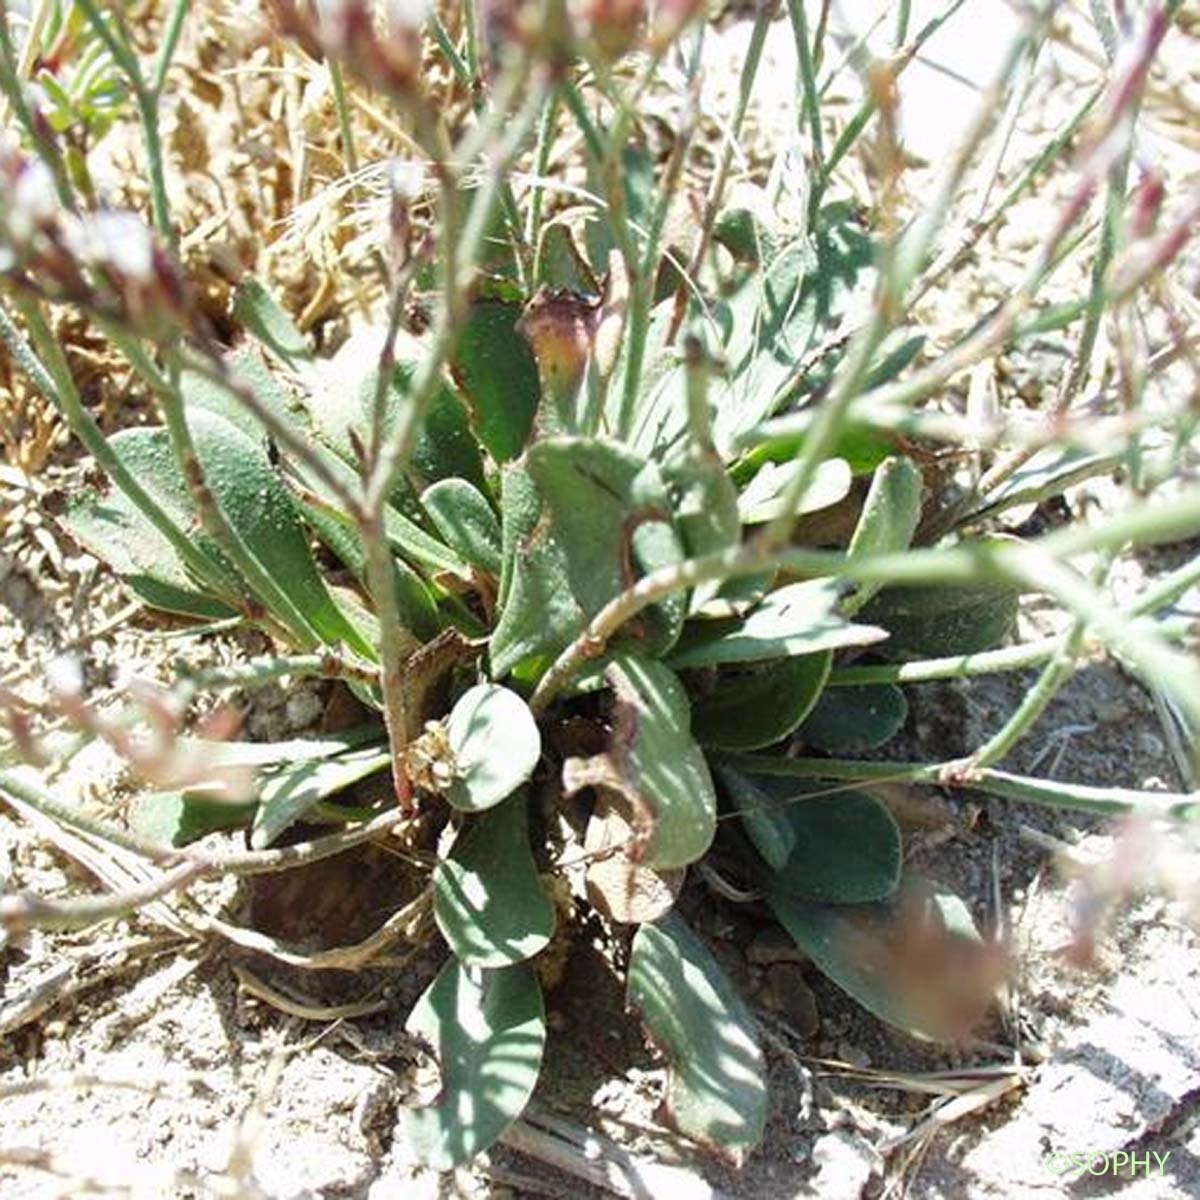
[74,0,177,252]
[329,60,360,177]
[663,0,774,347]
[714,753,1198,819]
[358,64,545,806]
[0,768,176,861]
[526,86,561,273]
[1,861,204,933]
[786,0,824,176]
[828,615,1192,687]
[176,653,378,691]
[530,486,1200,716]
[151,0,189,98]
[968,550,1118,772]
[815,0,967,210]
[0,1,75,207]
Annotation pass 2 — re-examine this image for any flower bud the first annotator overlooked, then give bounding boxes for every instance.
[571,0,644,62]
[1129,167,1165,240]
[648,0,704,50]
[517,288,600,424]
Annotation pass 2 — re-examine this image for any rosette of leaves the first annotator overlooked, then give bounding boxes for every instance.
[65,207,1021,1169]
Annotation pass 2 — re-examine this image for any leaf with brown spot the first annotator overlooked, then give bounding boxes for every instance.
[583,800,685,924]
[562,654,715,869]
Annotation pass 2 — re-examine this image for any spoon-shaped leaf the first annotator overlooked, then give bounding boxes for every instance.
[252,745,392,848]
[691,652,832,750]
[795,682,908,752]
[451,300,541,462]
[844,455,923,615]
[737,456,852,524]
[434,792,555,966]
[712,765,796,871]
[422,478,503,576]
[768,783,901,904]
[562,655,716,869]
[669,579,887,669]
[445,684,541,812]
[400,959,546,1169]
[628,914,767,1166]
[770,876,1005,1041]
[859,577,1019,658]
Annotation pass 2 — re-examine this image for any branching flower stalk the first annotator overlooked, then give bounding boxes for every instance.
[359,61,548,809]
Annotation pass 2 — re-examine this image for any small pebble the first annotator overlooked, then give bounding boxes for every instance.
[837,1040,871,1069]
[747,926,809,967]
[285,688,323,730]
[760,963,820,1038]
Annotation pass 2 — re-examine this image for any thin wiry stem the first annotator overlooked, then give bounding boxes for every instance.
[530,487,1200,720]
[74,0,177,252]
[713,753,1199,820]
[787,0,824,176]
[357,63,546,806]
[663,0,774,347]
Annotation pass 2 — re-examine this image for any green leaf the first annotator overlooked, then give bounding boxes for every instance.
[713,764,796,871]
[627,914,767,1166]
[64,481,236,621]
[796,683,908,752]
[491,438,686,679]
[232,277,312,369]
[713,199,775,264]
[665,448,740,556]
[563,655,716,869]
[770,877,997,1041]
[288,438,467,579]
[844,456,923,614]
[860,574,1020,658]
[691,652,832,750]
[668,580,887,669]
[617,209,876,459]
[421,479,502,576]
[251,745,392,848]
[586,143,655,273]
[737,456,852,525]
[129,791,255,847]
[451,300,541,463]
[179,347,300,445]
[297,488,438,645]
[305,326,487,496]
[400,960,546,1169]
[180,409,374,655]
[66,412,371,657]
[434,792,555,966]
[767,783,901,903]
[972,445,1119,521]
[536,222,600,295]
[666,449,742,614]
[446,684,541,812]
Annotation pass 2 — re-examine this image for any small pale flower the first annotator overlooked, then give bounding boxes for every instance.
[66,211,156,281]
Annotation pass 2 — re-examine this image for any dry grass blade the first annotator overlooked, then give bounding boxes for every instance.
[502,1109,731,1200]
[195,887,431,971]
[231,963,389,1021]
[0,784,191,935]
